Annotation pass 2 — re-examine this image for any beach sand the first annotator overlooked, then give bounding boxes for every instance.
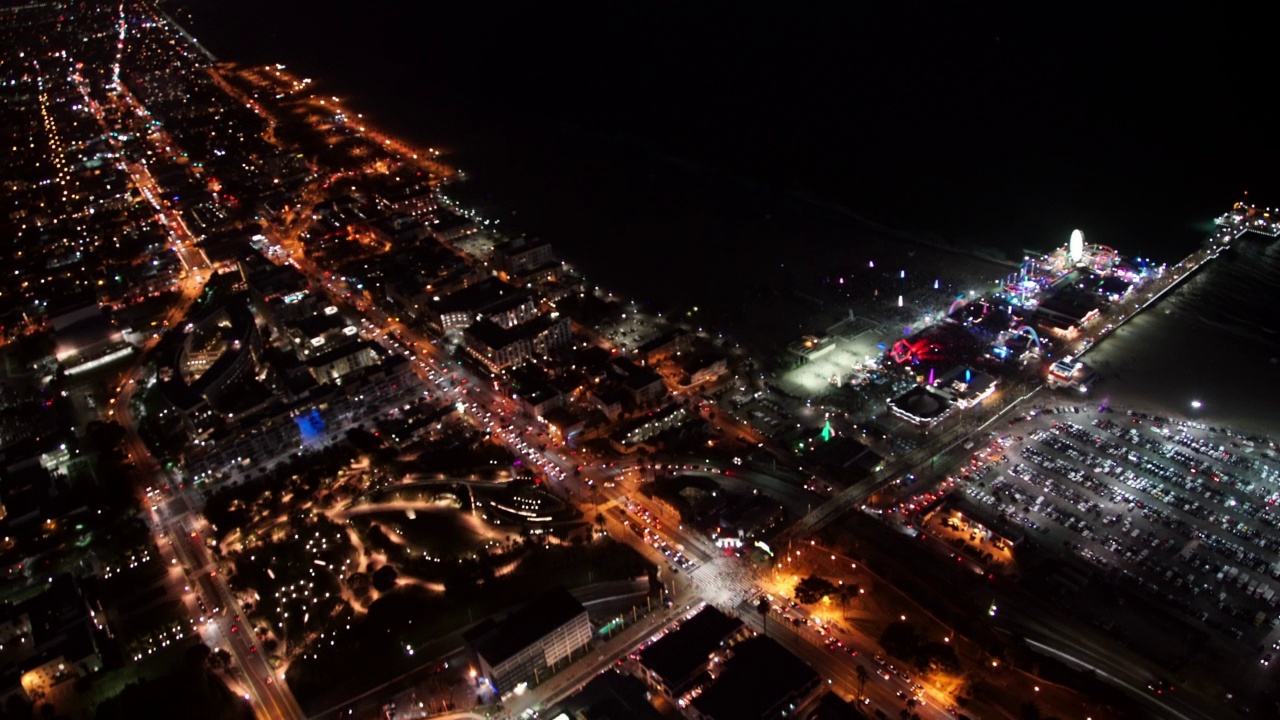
[1082,304,1279,443]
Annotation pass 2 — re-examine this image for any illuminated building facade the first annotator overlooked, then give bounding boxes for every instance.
[465,587,592,696]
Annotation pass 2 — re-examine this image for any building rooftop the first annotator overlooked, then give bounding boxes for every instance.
[1036,287,1101,326]
[542,406,583,431]
[493,236,551,257]
[636,330,685,358]
[805,435,883,477]
[512,379,560,409]
[240,257,309,300]
[197,232,254,266]
[609,358,663,392]
[888,385,951,425]
[304,339,382,369]
[429,277,525,316]
[930,365,997,407]
[466,318,524,352]
[805,691,865,720]
[547,670,664,720]
[464,586,586,668]
[691,635,819,720]
[638,606,743,692]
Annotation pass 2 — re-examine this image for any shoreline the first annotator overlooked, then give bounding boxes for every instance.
[1076,239,1220,363]
[1074,238,1280,442]
[156,4,218,63]
[170,5,1274,446]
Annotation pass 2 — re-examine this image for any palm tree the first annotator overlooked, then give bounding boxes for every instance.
[594,512,606,538]
[855,664,868,701]
[756,596,771,637]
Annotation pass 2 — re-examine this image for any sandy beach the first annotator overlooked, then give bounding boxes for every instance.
[1081,253,1280,443]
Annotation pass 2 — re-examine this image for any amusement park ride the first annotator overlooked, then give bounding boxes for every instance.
[886,227,1134,380]
[1000,229,1123,308]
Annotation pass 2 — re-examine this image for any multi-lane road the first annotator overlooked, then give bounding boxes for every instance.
[159,500,305,720]
[108,231,1187,720]
[103,189,307,718]
[273,258,967,718]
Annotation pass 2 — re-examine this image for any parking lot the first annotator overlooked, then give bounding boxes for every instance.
[776,333,886,398]
[954,403,1280,659]
[598,309,666,352]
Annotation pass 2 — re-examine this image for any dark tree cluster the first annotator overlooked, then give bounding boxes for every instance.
[94,643,254,720]
[203,443,358,533]
[794,575,840,604]
[878,621,960,672]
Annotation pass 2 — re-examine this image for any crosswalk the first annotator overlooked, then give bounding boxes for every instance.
[690,557,758,610]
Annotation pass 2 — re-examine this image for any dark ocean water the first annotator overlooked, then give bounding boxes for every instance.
[173,2,1280,413]
[176,2,1276,258]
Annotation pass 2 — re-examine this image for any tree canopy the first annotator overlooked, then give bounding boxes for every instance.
[94,642,253,720]
[879,621,960,672]
[371,564,399,593]
[794,575,839,604]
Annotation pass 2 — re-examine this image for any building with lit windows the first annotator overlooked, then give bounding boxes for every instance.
[929,365,997,409]
[423,277,535,333]
[492,237,556,281]
[686,635,820,720]
[636,606,748,702]
[0,576,102,704]
[465,587,592,696]
[464,314,571,373]
[1046,356,1096,393]
[157,302,263,432]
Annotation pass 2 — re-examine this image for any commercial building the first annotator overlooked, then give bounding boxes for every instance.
[929,365,997,409]
[610,405,688,453]
[542,407,585,446]
[687,635,821,720]
[787,335,836,363]
[423,277,536,333]
[464,314,571,373]
[425,210,478,243]
[240,256,310,312]
[512,379,563,418]
[636,605,747,702]
[157,302,264,432]
[675,352,728,389]
[185,356,415,480]
[305,340,383,385]
[0,576,103,705]
[1046,355,1096,393]
[636,331,689,366]
[493,237,556,281]
[888,385,952,427]
[283,311,360,359]
[608,358,666,406]
[545,671,664,720]
[1033,272,1105,337]
[714,494,787,543]
[48,301,132,373]
[465,587,592,696]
